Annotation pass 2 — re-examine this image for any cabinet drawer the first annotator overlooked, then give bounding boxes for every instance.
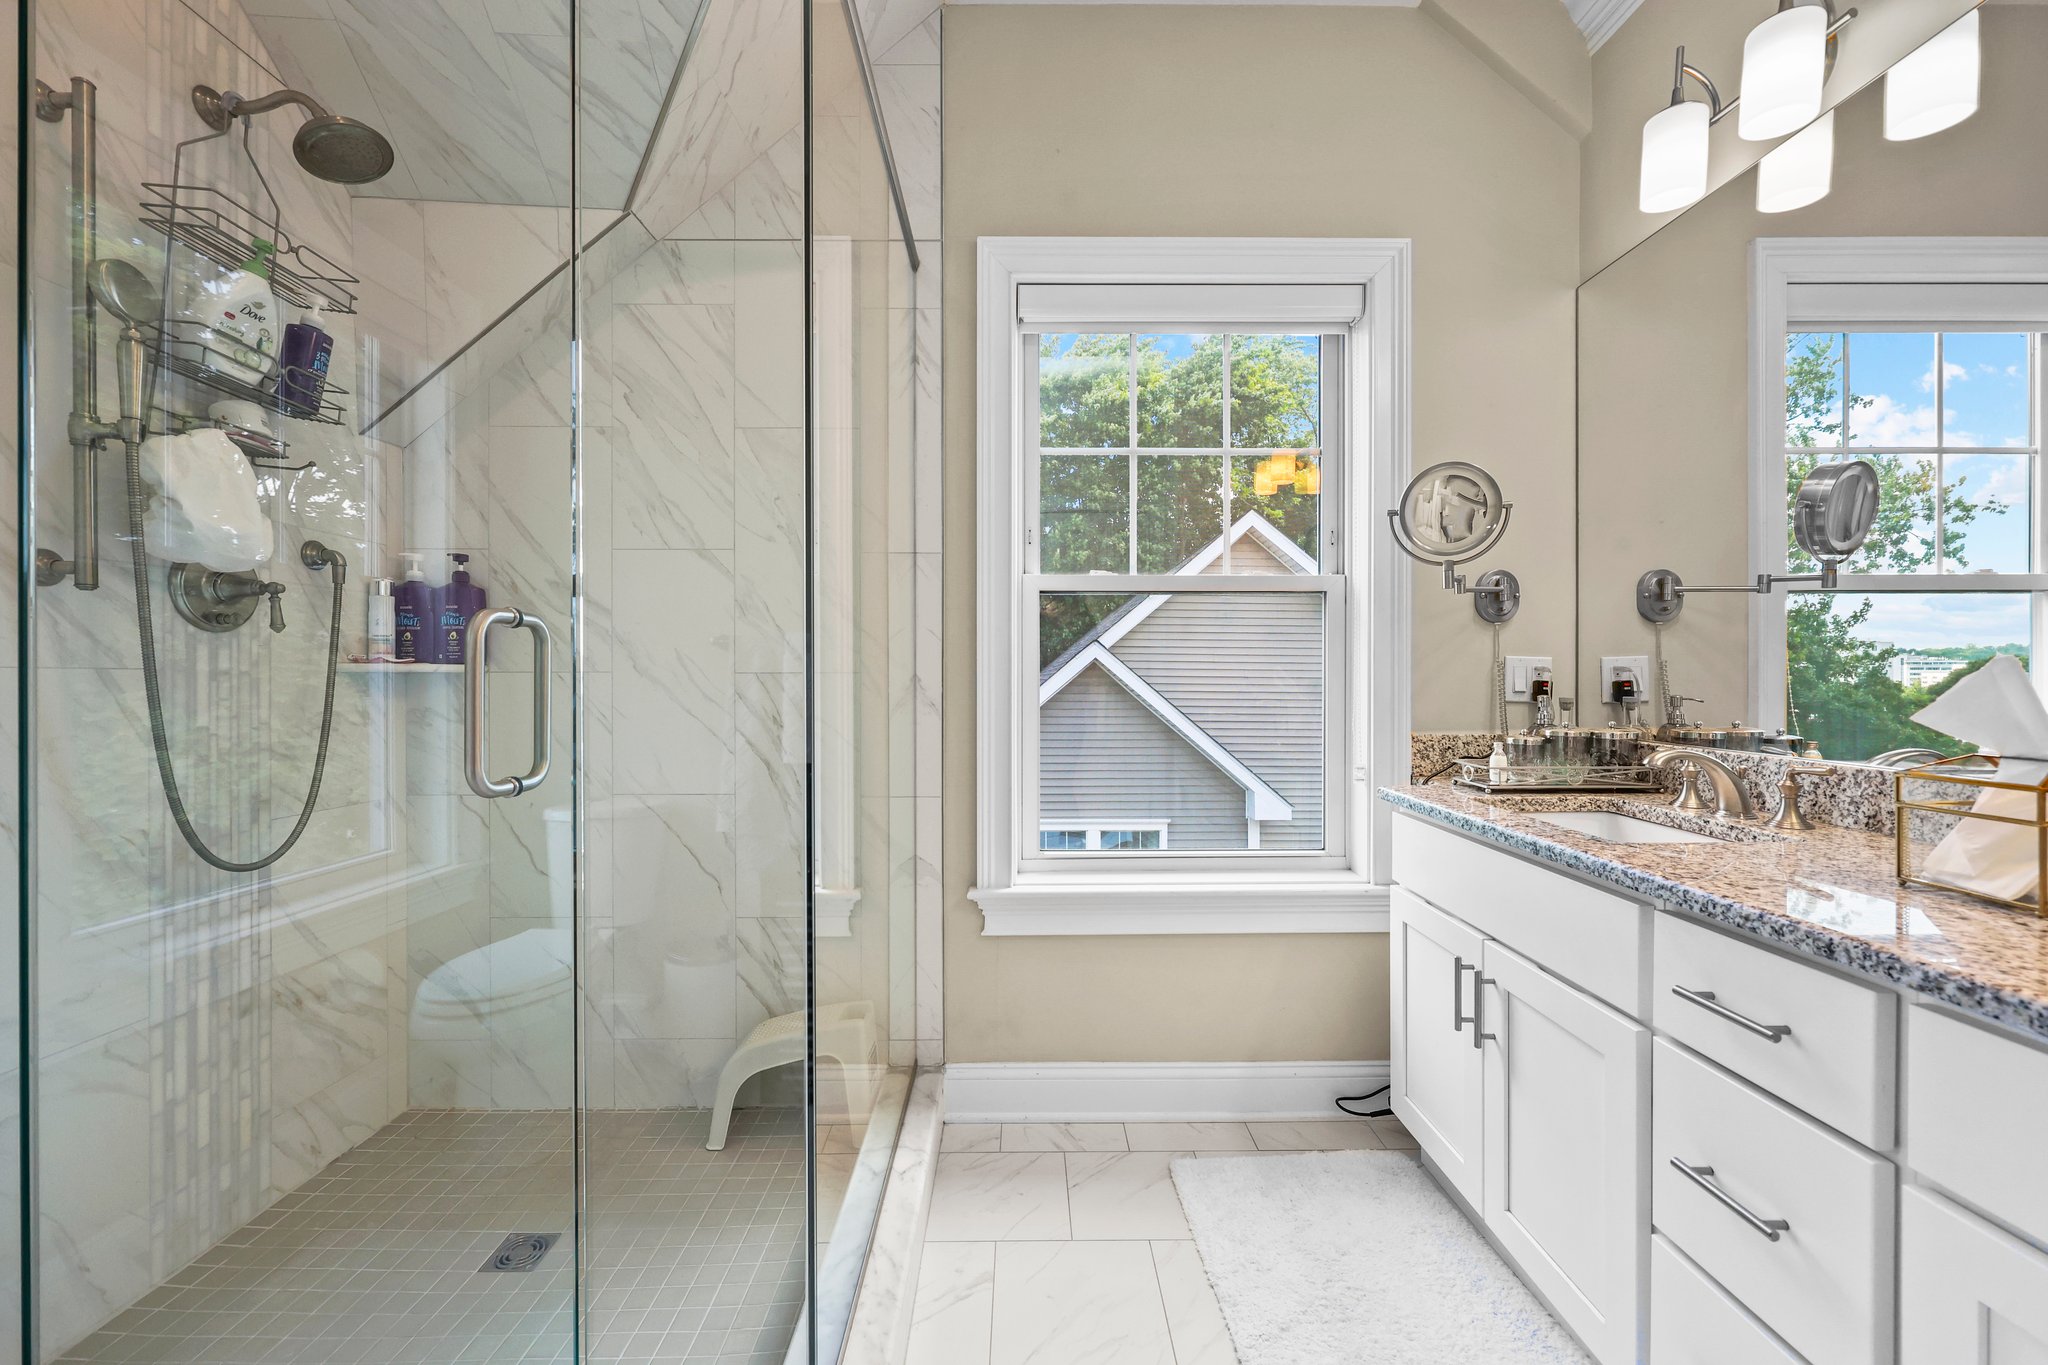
[1650,1235,1806,1364]
[1907,1007,2048,1248]
[1392,813,1646,1015]
[1901,1185,2048,1364]
[1654,914,1896,1148]
[1653,1040,1895,1365]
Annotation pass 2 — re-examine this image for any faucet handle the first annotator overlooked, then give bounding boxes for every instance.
[1771,765,1827,832]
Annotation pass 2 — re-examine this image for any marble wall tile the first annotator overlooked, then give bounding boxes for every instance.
[270,945,390,1111]
[856,0,939,64]
[612,548,736,794]
[268,1063,392,1193]
[737,915,806,1036]
[629,239,737,305]
[613,303,737,549]
[613,1036,730,1110]
[735,239,807,427]
[610,795,738,1040]
[732,127,805,240]
[734,428,807,672]
[737,672,808,919]
[873,64,940,242]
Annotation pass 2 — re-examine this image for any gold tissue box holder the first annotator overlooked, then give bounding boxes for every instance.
[1895,753,2048,915]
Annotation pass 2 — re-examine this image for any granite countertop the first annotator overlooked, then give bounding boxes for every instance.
[1380,781,2048,1044]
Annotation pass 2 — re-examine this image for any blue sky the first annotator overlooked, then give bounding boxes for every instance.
[1815,331,2035,650]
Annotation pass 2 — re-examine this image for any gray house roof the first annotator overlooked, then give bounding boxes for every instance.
[1038,513,1325,844]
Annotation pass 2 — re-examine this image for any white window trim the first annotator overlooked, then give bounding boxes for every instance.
[972,237,1412,936]
[1748,238,2048,729]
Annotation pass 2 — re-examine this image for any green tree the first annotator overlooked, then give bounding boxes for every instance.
[1781,333,2012,759]
[1037,333,1324,664]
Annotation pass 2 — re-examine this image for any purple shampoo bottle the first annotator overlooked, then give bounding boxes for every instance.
[438,553,486,666]
[394,553,434,662]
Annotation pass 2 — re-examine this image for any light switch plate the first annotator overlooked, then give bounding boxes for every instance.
[1601,655,1652,706]
[1503,656,1552,703]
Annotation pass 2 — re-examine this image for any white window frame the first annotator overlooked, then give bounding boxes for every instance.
[972,238,1412,936]
[1748,239,2048,729]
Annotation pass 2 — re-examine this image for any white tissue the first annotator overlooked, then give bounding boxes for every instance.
[1912,654,2048,903]
[138,429,274,572]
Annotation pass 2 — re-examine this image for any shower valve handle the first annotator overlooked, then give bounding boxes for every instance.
[266,583,287,633]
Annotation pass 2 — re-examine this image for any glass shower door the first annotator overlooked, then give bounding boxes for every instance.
[18,0,583,1359]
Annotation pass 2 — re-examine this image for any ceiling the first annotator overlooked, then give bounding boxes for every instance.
[1561,0,1647,50]
[241,0,703,208]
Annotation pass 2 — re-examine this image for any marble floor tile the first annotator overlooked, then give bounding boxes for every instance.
[1150,1240,1239,1365]
[1247,1120,1384,1152]
[906,1241,994,1365]
[1067,1152,1193,1241]
[941,1123,1003,1153]
[1123,1121,1256,1152]
[1000,1122,1129,1152]
[925,1153,1071,1242]
[989,1241,1176,1365]
[1370,1115,1421,1150]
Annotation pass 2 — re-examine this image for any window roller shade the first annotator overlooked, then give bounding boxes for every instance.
[1017,282,1365,328]
[1788,282,2048,330]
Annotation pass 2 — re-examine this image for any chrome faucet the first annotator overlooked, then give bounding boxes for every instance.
[1645,748,1757,822]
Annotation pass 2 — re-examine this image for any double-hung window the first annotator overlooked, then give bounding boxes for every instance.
[973,240,1411,935]
[1759,265,2048,761]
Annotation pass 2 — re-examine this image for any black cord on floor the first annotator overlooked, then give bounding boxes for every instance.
[1336,1084,1392,1119]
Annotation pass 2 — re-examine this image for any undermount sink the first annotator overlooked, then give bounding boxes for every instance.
[1528,810,1725,845]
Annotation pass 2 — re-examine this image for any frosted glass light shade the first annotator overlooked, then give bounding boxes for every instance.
[1739,4,1828,141]
[1640,101,1710,214]
[1886,10,1980,141]
[1758,111,1834,213]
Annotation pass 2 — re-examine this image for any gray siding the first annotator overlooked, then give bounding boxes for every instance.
[1109,591,1324,849]
[1040,666,1248,849]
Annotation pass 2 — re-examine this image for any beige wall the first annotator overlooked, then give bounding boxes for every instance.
[1577,5,2048,729]
[1581,0,1979,279]
[942,5,1579,1063]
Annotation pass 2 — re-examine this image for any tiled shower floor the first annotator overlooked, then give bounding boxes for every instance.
[53,1108,808,1365]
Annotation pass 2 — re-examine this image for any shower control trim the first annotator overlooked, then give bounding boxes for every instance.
[464,609,553,799]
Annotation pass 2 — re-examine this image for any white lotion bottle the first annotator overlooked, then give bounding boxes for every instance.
[366,577,396,658]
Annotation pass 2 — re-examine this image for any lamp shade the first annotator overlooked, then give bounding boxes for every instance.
[1886,10,1980,141]
[1758,110,1834,213]
[1640,101,1710,213]
[1739,4,1828,141]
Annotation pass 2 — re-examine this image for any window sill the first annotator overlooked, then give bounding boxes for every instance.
[968,876,1389,936]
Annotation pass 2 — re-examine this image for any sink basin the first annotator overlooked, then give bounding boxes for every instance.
[1529,810,1724,845]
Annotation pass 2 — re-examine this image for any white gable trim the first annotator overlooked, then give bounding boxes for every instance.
[1087,511,1319,656]
[1040,645,1295,823]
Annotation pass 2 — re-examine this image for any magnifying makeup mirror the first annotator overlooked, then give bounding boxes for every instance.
[1637,458,1881,623]
[1388,460,1522,622]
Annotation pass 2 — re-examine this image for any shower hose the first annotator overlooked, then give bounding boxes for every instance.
[123,437,344,872]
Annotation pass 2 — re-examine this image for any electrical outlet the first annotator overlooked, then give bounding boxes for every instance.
[1503,656,1552,703]
[1601,655,1652,708]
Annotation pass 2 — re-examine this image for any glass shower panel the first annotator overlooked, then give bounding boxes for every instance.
[573,0,815,1359]
[810,2,920,1358]
[21,0,578,1360]
[4,12,24,1363]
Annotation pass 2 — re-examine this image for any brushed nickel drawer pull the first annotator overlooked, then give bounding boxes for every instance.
[1672,986,1791,1043]
[1670,1159,1790,1242]
[1453,956,1479,1034]
[1471,974,1497,1051]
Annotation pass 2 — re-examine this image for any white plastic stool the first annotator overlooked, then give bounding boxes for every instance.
[706,1000,877,1150]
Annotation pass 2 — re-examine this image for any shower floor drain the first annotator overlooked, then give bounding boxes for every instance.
[481,1232,560,1272]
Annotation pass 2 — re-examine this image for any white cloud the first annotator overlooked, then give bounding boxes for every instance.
[1921,360,1969,392]
[1852,394,1940,445]
[1848,592,2031,650]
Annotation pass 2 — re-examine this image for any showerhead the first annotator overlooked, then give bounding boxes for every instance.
[192,84,395,185]
[88,258,162,329]
[292,115,395,186]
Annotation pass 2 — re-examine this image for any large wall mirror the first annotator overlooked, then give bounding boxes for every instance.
[1576,1,2047,766]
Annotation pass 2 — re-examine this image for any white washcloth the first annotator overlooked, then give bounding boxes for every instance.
[137,429,274,572]
[1913,654,2048,903]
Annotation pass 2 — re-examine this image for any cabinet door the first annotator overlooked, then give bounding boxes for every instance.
[1482,939,1650,1365]
[1390,887,1487,1207]
[1902,1185,2048,1364]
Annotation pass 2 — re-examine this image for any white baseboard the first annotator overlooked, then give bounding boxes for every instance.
[942,1060,1390,1123]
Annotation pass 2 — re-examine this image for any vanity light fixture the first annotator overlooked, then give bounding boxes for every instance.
[1637,459,1879,622]
[1639,3,1857,215]
[1757,109,1835,213]
[1885,9,1980,141]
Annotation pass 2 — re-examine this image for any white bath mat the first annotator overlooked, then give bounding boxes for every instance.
[1171,1151,1593,1365]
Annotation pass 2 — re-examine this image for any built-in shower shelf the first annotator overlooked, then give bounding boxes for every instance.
[341,659,461,674]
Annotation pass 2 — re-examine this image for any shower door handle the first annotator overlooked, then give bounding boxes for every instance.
[464,608,553,798]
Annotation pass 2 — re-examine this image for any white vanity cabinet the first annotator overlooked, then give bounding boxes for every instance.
[1481,939,1649,1365]
[1388,888,1486,1206]
[1390,805,2048,1365]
